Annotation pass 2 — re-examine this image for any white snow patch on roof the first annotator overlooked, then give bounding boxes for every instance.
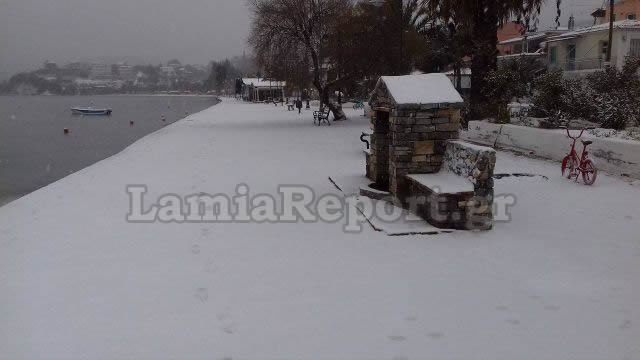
[443,68,472,75]
[499,33,546,45]
[547,20,640,42]
[242,78,286,88]
[380,73,464,106]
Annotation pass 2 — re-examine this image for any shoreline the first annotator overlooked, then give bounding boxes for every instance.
[1,100,638,358]
[0,94,220,98]
[0,97,220,209]
[0,195,20,208]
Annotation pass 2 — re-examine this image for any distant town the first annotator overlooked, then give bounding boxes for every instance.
[0,55,257,96]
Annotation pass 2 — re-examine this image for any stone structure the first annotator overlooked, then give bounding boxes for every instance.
[367,74,465,199]
[365,73,496,230]
[406,141,496,230]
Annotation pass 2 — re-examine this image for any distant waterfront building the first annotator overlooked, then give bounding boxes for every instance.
[118,65,136,82]
[161,66,176,78]
[241,78,286,102]
[134,72,149,88]
[90,63,112,80]
[13,83,39,95]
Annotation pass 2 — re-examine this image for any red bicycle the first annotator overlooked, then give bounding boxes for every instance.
[560,126,598,185]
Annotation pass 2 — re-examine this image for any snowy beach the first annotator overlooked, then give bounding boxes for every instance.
[1,100,639,359]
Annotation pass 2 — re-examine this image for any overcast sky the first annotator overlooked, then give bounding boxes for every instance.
[0,0,603,80]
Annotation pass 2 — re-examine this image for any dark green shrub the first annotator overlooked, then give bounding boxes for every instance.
[532,58,640,129]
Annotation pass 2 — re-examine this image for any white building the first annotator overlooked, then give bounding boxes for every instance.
[118,65,136,82]
[241,78,286,102]
[546,20,640,75]
[90,63,112,80]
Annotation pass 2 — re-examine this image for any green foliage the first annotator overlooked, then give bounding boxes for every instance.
[531,57,640,129]
[483,58,545,122]
[531,71,564,115]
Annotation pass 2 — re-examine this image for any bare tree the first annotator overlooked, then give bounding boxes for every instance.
[248,0,352,120]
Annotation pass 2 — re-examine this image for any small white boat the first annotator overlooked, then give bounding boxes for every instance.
[71,107,112,116]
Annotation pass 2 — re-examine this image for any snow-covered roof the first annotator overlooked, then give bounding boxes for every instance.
[497,52,546,60]
[242,78,286,88]
[547,20,640,42]
[499,33,546,45]
[371,73,464,109]
[443,68,472,75]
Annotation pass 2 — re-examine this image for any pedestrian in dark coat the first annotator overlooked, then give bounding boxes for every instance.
[296,99,303,114]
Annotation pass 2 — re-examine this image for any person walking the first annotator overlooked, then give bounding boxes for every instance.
[296,98,303,114]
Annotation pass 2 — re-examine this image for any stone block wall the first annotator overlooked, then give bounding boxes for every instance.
[403,140,497,230]
[365,112,376,182]
[405,180,474,230]
[388,107,461,202]
[366,111,391,188]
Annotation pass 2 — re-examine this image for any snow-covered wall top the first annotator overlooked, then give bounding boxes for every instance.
[463,121,640,180]
[369,73,464,109]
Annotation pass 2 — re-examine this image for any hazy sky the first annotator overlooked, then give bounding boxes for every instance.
[0,0,602,80]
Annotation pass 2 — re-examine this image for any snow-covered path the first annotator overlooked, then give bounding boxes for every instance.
[1,100,639,359]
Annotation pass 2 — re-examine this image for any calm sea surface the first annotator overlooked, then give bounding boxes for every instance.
[0,95,218,206]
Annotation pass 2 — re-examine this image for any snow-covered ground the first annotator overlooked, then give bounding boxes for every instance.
[1,100,639,359]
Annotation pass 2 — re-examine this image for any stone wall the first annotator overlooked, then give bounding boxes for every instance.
[366,111,391,188]
[403,140,496,230]
[463,121,640,180]
[443,141,496,230]
[388,107,461,203]
[405,180,474,230]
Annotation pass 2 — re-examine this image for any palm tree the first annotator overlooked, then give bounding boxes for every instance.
[420,0,557,118]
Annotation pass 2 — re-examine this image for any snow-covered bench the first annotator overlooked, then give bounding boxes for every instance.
[405,140,496,230]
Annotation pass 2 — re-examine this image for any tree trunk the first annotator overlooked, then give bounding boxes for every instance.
[469,1,499,120]
[308,41,346,121]
[320,85,346,121]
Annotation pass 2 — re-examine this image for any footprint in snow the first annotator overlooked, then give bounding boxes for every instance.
[191,244,201,255]
[619,320,632,330]
[388,335,407,342]
[204,259,217,273]
[195,288,208,302]
[217,311,235,334]
[222,323,236,334]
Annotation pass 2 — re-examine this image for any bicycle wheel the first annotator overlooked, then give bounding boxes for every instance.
[561,155,576,179]
[582,159,598,185]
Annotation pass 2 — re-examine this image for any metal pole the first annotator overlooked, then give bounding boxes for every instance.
[606,0,614,63]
